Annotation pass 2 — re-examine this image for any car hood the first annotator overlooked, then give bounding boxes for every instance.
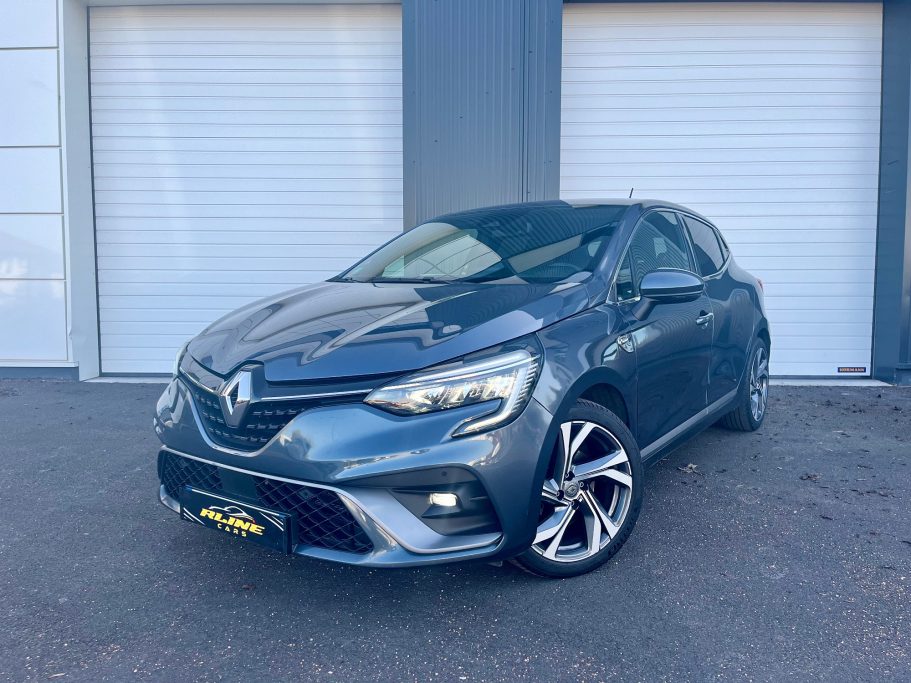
[187,280,594,381]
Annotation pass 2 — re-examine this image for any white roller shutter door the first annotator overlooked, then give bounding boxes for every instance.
[90,4,403,373]
[561,2,882,376]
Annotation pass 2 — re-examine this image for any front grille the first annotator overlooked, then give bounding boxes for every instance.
[184,380,356,452]
[159,453,222,499]
[158,451,373,554]
[255,479,374,554]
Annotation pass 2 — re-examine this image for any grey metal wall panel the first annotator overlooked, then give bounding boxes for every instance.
[524,0,563,202]
[873,0,911,384]
[403,0,562,227]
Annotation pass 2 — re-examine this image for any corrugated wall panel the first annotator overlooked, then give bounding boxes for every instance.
[404,0,522,225]
[403,0,562,226]
[561,2,882,377]
[89,4,403,374]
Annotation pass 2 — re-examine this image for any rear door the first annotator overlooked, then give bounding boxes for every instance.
[682,214,753,404]
[618,210,712,447]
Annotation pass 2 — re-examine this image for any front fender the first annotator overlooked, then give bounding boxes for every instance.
[533,304,637,434]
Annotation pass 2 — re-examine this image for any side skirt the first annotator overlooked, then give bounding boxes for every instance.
[639,387,739,467]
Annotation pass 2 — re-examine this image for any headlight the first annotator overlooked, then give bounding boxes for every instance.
[364,349,540,436]
[172,342,189,378]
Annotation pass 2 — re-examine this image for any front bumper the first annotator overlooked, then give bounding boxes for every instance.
[154,377,555,567]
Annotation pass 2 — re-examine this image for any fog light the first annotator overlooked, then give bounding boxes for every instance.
[428,492,459,508]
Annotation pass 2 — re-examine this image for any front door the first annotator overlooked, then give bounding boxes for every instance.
[615,211,711,448]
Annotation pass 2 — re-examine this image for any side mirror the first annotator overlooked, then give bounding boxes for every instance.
[632,269,704,320]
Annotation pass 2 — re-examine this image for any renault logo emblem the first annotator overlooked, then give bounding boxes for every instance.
[219,367,254,427]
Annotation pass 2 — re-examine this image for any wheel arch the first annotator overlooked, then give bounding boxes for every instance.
[554,367,636,434]
[757,325,771,353]
[521,367,638,546]
[537,363,636,426]
[515,367,640,560]
[578,383,630,429]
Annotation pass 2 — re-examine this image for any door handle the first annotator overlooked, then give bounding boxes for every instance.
[696,311,714,326]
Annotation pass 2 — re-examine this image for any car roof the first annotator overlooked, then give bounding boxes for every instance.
[429,198,701,222]
[561,198,695,213]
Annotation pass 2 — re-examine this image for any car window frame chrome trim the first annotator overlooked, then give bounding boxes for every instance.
[607,207,702,304]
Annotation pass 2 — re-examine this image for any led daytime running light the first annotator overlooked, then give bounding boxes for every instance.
[365,350,539,435]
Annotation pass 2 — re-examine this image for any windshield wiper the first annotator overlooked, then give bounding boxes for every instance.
[368,276,450,284]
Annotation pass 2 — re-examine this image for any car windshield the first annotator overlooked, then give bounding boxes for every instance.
[338,204,627,284]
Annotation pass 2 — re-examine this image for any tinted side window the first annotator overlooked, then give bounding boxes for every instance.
[627,211,693,290]
[715,228,730,260]
[684,215,725,276]
[615,251,635,301]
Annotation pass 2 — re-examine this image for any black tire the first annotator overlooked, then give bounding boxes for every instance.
[719,338,769,432]
[511,399,643,578]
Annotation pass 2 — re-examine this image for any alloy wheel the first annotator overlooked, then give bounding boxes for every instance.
[750,346,769,422]
[531,420,633,563]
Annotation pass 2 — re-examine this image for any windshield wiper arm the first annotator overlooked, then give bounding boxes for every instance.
[369,276,449,284]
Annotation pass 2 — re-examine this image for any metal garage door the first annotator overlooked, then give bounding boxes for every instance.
[89,4,402,374]
[561,2,882,377]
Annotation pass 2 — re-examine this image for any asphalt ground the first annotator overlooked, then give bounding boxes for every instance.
[0,380,909,682]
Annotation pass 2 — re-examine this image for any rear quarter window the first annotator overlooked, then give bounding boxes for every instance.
[683,215,726,276]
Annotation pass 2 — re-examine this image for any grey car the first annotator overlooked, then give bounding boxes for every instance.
[155,199,770,577]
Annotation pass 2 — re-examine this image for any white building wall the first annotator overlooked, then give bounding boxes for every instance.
[560,2,882,377]
[0,0,70,365]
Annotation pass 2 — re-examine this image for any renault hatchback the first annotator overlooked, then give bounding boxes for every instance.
[155,200,769,577]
